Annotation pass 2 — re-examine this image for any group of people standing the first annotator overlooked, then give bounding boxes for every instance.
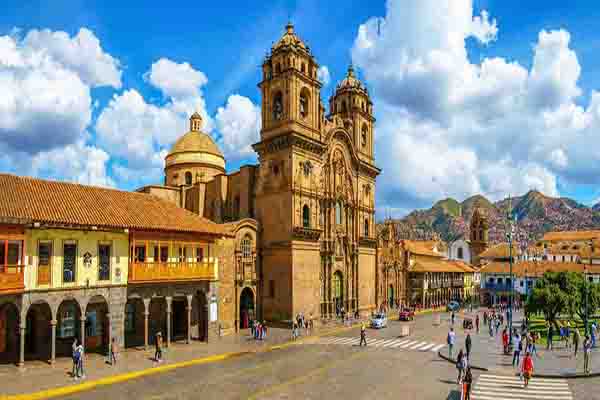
[250,319,268,340]
[292,313,313,340]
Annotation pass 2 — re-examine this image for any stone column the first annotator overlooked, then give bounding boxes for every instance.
[80,316,86,351]
[18,324,25,368]
[186,295,193,344]
[106,313,112,357]
[143,298,150,350]
[165,297,172,348]
[50,319,57,365]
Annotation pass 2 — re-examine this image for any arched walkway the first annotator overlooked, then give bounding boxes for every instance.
[197,292,208,342]
[239,287,254,329]
[24,302,52,362]
[148,297,167,346]
[388,285,394,308]
[84,296,109,355]
[56,299,82,358]
[0,302,19,364]
[124,298,145,348]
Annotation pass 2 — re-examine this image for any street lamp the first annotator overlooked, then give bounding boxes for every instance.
[506,196,516,337]
[585,239,593,336]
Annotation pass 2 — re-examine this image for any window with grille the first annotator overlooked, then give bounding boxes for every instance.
[303,205,310,228]
[98,244,111,281]
[63,243,77,283]
[196,247,204,262]
[241,237,252,260]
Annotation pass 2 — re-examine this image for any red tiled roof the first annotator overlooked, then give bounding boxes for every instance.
[0,173,230,236]
[541,230,600,242]
[403,240,445,258]
[479,261,600,277]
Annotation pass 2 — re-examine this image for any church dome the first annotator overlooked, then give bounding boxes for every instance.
[272,23,308,52]
[336,65,368,94]
[164,113,226,185]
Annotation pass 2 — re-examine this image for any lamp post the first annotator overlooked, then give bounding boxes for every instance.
[506,196,516,337]
[585,239,593,336]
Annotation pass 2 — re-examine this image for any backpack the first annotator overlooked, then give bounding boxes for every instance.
[73,348,81,362]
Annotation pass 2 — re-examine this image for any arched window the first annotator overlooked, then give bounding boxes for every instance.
[273,92,283,120]
[303,205,310,228]
[336,202,342,225]
[301,63,306,73]
[299,90,309,119]
[457,247,464,260]
[364,218,369,237]
[361,124,368,147]
[341,100,347,113]
[241,236,252,260]
[185,171,193,185]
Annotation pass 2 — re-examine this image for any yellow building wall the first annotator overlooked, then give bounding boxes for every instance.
[358,247,377,314]
[25,228,129,290]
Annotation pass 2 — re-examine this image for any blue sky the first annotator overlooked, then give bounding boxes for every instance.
[1,0,600,217]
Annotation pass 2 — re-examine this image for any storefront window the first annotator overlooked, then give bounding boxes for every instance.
[58,304,76,338]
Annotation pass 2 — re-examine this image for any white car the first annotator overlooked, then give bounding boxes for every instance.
[370,313,388,329]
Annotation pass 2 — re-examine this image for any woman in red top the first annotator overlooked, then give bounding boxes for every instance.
[502,329,509,354]
[522,352,534,388]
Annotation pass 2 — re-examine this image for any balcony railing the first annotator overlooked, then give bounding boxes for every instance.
[128,261,218,283]
[0,265,25,294]
[37,265,51,285]
[442,281,451,288]
[484,283,513,291]
[452,279,464,287]
[429,281,441,289]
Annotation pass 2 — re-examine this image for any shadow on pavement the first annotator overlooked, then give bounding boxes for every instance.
[438,379,457,385]
[446,389,461,399]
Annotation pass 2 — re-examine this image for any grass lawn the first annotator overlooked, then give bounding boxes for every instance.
[527,314,598,347]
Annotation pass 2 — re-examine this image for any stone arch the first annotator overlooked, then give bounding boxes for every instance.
[299,87,310,119]
[185,171,193,185]
[124,296,145,348]
[302,204,310,228]
[84,295,110,354]
[56,298,82,357]
[239,286,255,329]
[332,270,344,315]
[273,91,284,120]
[0,302,20,364]
[24,301,52,362]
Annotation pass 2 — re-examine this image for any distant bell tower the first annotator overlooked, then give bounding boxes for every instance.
[470,208,489,264]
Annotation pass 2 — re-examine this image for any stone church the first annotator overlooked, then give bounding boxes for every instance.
[140,23,380,329]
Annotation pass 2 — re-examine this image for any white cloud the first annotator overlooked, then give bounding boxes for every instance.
[145,57,207,99]
[317,65,331,86]
[215,94,261,159]
[470,10,498,45]
[351,0,600,211]
[95,59,212,172]
[23,28,121,88]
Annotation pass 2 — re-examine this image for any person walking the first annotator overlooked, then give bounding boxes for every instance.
[250,318,255,338]
[451,311,455,326]
[522,352,534,388]
[512,331,522,367]
[584,335,592,374]
[76,342,85,378]
[463,366,473,400]
[502,328,509,355]
[465,333,472,360]
[531,331,538,357]
[573,328,581,358]
[488,318,494,338]
[547,324,554,351]
[456,349,467,383]
[154,332,163,362]
[110,337,118,365]
[448,327,456,358]
[292,322,298,341]
[261,321,267,340]
[591,323,597,348]
[71,339,79,378]
[360,324,367,347]
[475,315,480,334]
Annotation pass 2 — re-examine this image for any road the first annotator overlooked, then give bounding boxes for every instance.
[54,310,600,400]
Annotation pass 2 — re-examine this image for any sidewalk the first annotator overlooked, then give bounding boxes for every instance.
[0,319,362,397]
[438,308,600,378]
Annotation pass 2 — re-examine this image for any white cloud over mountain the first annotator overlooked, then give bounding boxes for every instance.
[352,0,600,213]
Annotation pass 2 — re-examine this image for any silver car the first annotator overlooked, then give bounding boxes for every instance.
[370,313,388,329]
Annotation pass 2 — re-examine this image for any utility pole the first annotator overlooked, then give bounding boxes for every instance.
[585,239,593,336]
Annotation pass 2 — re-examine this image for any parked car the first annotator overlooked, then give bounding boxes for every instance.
[446,301,460,312]
[370,313,388,329]
[398,308,415,321]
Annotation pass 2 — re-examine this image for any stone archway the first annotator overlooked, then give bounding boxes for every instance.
[24,301,52,362]
[239,287,255,329]
[388,284,394,308]
[148,297,167,346]
[196,291,208,342]
[56,299,82,358]
[124,297,145,348]
[85,295,109,355]
[0,302,20,364]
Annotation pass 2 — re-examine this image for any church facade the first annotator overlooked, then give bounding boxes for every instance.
[139,23,380,328]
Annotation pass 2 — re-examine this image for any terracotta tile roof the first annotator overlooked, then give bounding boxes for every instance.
[411,259,474,273]
[541,230,600,242]
[0,173,230,236]
[479,261,600,277]
[548,243,585,255]
[479,243,519,259]
[402,240,445,258]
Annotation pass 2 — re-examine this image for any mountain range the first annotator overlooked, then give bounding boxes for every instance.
[383,191,600,244]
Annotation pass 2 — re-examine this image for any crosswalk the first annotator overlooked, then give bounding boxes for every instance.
[472,373,573,400]
[314,336,445,353]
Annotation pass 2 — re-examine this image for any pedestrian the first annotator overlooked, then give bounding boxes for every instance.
[475,315,480,334]
[547,324,554,351]
[292,322,298,341]
[521,351,534,388]
[591,323,597,348]
[71,339,78,378]
[465,333,472,360]
[250,318,255,337]
[531,331,538,357]
[262,321,267,340]
[512,331,522,367]
[495,317,501,336]
[573,328,581,359]
[447,327,456,358]
[456,349,466,383]
[154,332,163,362]
[76,342,85,378]
[502,328,509,355]
[565,322,571,350]
[360,324,367,346]
[483,311,488,326]
[110,337,118,366]
[451,311,455,326]
[463,366,473,400]
[584,335,592,374]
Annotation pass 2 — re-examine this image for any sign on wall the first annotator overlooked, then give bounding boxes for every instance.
[210,301,218,322]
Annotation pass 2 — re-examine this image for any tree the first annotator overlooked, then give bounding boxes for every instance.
[526,272,572,329]
[567,272,600,325]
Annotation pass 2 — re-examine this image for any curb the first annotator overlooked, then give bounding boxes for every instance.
[436,351,600,379]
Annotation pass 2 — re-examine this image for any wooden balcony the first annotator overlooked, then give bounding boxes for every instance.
[128,261,218,284]
[37,265,51,286]
[0,265,25,294]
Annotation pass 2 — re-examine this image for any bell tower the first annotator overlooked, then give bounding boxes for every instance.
[258,22,323,142]
[470,208,489,264]
[329,65,375,164]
